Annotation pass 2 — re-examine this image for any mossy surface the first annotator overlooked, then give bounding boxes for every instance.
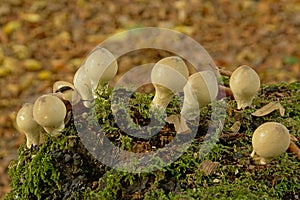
[5,81,300,200]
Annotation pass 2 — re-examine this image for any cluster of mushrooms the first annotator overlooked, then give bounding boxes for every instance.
[16,47,292,165]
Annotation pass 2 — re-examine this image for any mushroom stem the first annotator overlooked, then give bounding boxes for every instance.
[73,66,94,108]
[43,123,65,136]
[151,85,174,108]
[16,103,41,148]
[181,71,218,120]
[150,56,189,109]
[84,47,118,96]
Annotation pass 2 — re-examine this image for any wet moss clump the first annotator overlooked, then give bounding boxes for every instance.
[5,81,300,200]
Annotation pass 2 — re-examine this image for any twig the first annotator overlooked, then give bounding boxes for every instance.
[219,68,233,77]
[217,85,234,99]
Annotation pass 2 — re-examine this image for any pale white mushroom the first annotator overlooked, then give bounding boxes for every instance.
[251,122,290,165]
[73,66,94,108]
[84,47,118,94]
[181,71,218,120]
[229,65,260,109]
[150,56,189,109]
[53,80,80,105]
[33,94,67,136]
[16,103,41,148]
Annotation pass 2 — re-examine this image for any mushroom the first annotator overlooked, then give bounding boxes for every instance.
[84,47,118,95]
[16,103,41,148]
[53,80,80,105]
[251,122,290,165]
[150,56,189,109]
[181,71,218,120]
[33,94,67,136]
[73,66,94,108]
[229,65,260,109]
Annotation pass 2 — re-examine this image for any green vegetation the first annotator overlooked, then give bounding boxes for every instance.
[5,81,300,200]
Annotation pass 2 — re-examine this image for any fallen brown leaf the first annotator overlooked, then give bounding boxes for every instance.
[229,121,241,133]
[287,141,300,161]
[198,160,219,176]
[251,102,285,117]
[290,134,298,142]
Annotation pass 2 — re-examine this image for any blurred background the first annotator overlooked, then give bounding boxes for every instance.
[0,0,299,197]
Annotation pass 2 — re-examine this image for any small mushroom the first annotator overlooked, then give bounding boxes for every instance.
[53,80,80,105]
[73,66,94,108]
[16,103,41,148]
[33,94,67,136]
[181,71,218,120]
[229,65,260,109]
[84,47,118,94]
[251,122,290,165]
[150,56,189,109]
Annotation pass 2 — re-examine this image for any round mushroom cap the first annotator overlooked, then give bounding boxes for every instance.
[52,81,74,93]
[33,94,67,127]
[73,66,93,102]
[85,47,118,89]
[252,122,290,159]
[186,71,218,107]
[230,65,260,96]
[53,80,80,105]
[16,103,40,133]
[151,56,189,93]
[229,65,260,109]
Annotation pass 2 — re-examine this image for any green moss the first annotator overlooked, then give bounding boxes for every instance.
[5,140,61,200]
[5,81,300,199]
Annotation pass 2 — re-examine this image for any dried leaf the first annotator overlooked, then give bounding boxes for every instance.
[290,134,298,142]
[24,59,42,71]
[287,141,300,161]
[230,121,241,133]
[20,13,41,23]
[252,102,285,117]
[3,20,21,35]
[277,103,285,116]
[198,161,219,176]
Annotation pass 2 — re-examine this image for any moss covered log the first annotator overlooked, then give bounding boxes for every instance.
[5,81,300,200]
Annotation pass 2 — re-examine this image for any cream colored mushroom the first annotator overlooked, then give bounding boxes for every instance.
[33,94,67,136]
[73,66,94,108]
[150,56,189,109]
[16,103,41,148]
[229,65,260,109]
[84,47,118,94]
[53,81,80,105]
[251,122,290,165]
[181,71,218,120]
